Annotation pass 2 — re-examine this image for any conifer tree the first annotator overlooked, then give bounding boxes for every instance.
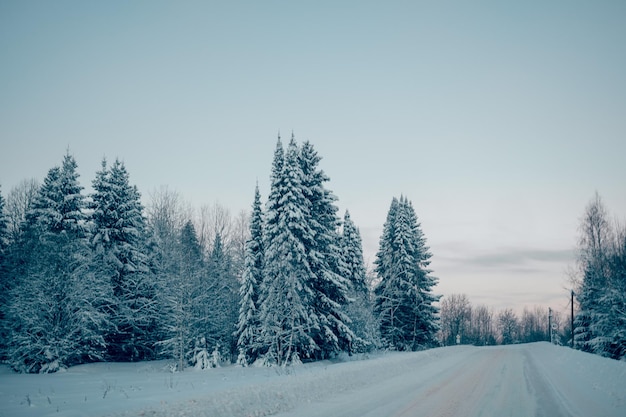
[341,210,368,295]
[340,210,380,352]
[298,140,354,358]
[236,184,264,364]
[6,153,112,372]
[91,158,157,361]
[259,137,318,365]
[405,198,440,346]
[374,196,440,350]
[261,137,284,256]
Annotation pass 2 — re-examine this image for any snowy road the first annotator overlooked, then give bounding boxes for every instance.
[276,345,578,417]
[1,343,625,417]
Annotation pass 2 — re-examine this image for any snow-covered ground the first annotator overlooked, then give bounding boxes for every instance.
[1,342,625,417]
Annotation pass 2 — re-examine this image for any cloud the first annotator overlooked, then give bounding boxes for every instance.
[432,245,576,308]
[472,248,575,266]
[437,247,576,270]
[357,233,575,312]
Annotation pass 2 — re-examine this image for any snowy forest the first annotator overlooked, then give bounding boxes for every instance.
[0,136,440,373]
[0,138,624,375]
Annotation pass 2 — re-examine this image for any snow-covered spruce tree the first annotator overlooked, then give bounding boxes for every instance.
[340,210,380,352]
[236,184,264,365]
[341,211,368,296]
[574,193,626,359]
[91,158,158,361]
[373,197,403,348]
[404,198,440,346]
[259,137,319,366]
[374,196,440,351]
[5,153,113,372]
[298,140,355,359]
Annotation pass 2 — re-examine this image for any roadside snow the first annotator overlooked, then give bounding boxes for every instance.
[0,343,624,417]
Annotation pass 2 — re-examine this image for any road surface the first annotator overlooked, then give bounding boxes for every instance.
[274,344,625,417]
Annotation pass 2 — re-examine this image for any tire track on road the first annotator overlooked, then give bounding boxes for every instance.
[394,348,510,417]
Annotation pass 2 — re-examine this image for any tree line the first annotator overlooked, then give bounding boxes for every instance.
[0,135,440,373]
[439,294,562,346]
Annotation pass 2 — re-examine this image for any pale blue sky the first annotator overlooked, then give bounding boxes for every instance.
[1,1,625,314]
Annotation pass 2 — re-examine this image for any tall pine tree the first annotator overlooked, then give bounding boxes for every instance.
[298,140,354,358]
[340,210,380,352]
[259,137,318,365]
[374,196,439,351]
[236,184,264,364]
[6,153,112,372]
[341,210,368,295]
[91,158,157,361]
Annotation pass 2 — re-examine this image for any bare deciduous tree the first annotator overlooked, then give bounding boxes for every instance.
[195,202,233,257]
[231,209,249,279]
[519,306,549,343]
[497,308,519,345]
[146,186,191,244]
[5,178,39,241]
[439,294,471,345]
[471,304,495,346]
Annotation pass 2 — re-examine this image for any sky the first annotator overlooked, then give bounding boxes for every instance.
[1,1,625,315]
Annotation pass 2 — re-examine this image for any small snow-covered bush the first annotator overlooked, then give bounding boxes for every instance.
[236,349,248,367]
[210,345,221,368]
[289,351,302,366]
[192,342,223,370]
[192,348,211,370]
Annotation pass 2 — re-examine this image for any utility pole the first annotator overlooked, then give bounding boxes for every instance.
[548,307,553,344]
[571,290,575,349]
